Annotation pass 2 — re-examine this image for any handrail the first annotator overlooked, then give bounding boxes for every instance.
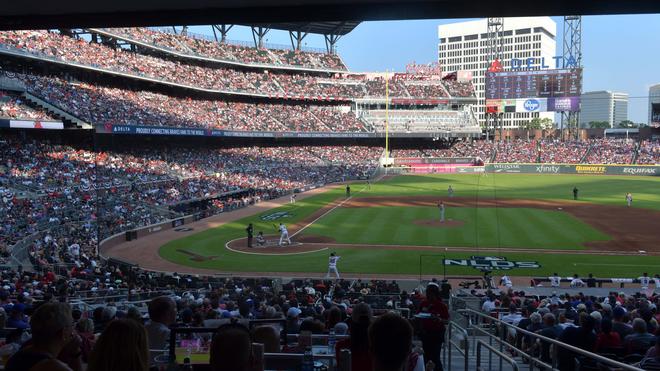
[476,339,519,371]
[468,317,555,371]
[446,320,469,371]
[460,309,644,371]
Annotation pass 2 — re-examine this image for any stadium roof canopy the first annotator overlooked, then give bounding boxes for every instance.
[2,0,660,30]
[236,22,360,36]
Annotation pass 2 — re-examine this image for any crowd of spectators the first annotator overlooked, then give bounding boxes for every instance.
[585,138,636,165]
[0,30,470,101]
[0,269,454,371]
[0,91,56,121]
[480,286,660,369]
[106,27,348,71]
[495,140,538,163]
[13,73,368,132]
[636,140,660,165]
[1,134,380,274]
[538,139,590,164]
[388,139,659,166]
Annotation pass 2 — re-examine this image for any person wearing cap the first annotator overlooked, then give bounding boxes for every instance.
[418,282,449,371]
[326,252,341,279]
[611,305,633,341]
[285,307,301,334]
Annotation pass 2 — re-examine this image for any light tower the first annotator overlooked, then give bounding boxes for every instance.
[486,18,504,140]
[561,16,582,140]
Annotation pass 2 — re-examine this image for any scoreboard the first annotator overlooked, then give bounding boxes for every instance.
[485,68,582,100]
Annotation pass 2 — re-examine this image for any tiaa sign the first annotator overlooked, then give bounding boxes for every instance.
[443,256,541,270]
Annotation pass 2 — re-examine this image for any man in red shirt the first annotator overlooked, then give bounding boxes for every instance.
[417,282,449,371]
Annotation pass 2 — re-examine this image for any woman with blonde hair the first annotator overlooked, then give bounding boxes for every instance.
[87,319,149,371]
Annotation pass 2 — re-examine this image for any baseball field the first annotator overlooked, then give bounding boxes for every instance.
[157,173,660,278]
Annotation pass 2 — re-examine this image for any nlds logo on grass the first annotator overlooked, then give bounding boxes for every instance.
[523,99,540,112]
[443,256,541,270]
[260,211,293,221]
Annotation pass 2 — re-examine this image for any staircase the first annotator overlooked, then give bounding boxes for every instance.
[21,92,92,129]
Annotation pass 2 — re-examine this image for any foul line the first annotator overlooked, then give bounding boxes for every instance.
[290,174,384,238]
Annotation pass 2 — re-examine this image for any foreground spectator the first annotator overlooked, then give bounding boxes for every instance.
[336,302,373,371]
[210,323,253,371]
[6,302,78,371]
[145,296,177,364]
[87,319,149,371]
[369,312,413,371]
[417,282,449,371]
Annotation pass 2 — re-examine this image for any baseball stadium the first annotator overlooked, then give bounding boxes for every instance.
[1,2,660,371]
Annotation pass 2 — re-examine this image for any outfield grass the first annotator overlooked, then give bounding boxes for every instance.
[159,174,660,277]
[303,206,609,249]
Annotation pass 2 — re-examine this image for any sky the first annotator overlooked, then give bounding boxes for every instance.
[188,14,660,123]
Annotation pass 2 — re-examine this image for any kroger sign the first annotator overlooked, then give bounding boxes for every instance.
[510,55,578,70]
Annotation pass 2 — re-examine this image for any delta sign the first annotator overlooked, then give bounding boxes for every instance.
[509,55,578,70]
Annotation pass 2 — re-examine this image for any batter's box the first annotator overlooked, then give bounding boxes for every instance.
[251,240,303,248]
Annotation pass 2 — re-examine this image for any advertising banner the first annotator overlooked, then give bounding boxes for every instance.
[515,98,548,113]
[9,120,64,129]
[485,164,660,176]
[548,97,580,112]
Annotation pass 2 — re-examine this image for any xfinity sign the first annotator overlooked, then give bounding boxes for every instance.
[510,55,578,70]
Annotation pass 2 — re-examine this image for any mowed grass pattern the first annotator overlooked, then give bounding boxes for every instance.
[303,206,609,249]
[159,173,660,276]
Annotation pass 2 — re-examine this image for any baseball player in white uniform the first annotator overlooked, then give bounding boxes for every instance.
[626,193,633,207]
[654,274,660,293]
[278,223,291,246]
[639,272,651,291]
[549,273,561,288]
[500,274,513,288]
[326,252,340,279]
[438,201,445,222]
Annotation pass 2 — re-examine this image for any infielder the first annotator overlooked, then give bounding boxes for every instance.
[290,193,297,204]
[326,252,340,279]
[626,192,632,207]
[438,201,445,222]
[278,223,291,246]
[448,185,454,198]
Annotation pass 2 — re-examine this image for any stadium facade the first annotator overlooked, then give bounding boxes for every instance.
[579,90,629,128]
[437,17,556,129]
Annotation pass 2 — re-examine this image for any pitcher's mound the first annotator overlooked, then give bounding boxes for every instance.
[413,219,465,228]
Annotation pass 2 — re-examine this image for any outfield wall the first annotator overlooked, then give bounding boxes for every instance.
[486,163,660,176]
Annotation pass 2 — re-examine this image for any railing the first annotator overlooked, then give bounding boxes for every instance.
[459,308,644,371]
[476,340,520,371]
[445,320,469,371]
